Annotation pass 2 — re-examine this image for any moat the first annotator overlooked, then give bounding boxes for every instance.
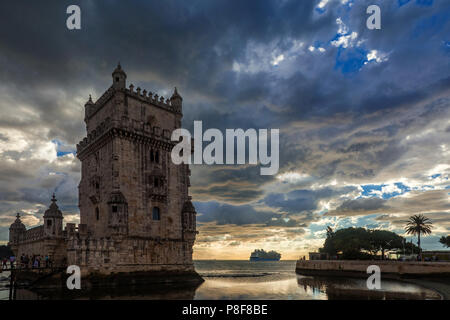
[0,261,444,300]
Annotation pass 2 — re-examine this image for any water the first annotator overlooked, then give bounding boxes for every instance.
[193,260,441,300]
[0,261,442,300]
[0,271,11,300]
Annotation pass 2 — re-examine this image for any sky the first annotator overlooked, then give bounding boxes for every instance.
[0,0,449,259]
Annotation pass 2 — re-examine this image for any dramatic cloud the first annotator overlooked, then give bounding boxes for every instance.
[0,1,448,255]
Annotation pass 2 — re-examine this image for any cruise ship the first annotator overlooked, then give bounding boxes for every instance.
[249,249,281,261]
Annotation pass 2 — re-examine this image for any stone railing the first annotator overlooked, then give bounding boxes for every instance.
[125,84,177,112]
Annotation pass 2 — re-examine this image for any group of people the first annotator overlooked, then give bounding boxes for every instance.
[0,254,54,270]
[19,254,53,269]
[1,256,15,269]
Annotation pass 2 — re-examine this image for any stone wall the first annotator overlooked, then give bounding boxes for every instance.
[296,259,450,277]
[67,235,194,276]
[13,227,66,265]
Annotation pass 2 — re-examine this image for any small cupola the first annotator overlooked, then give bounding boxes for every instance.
[170,87,183,109]
[84,94,95,119]
[112,62,127,89]
[9,213,26,244]
[43,194,64,237]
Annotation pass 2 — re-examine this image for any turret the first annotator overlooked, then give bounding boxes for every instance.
[112,63,127,89]
[107,191,128,236]
[84,94,95,121]
[8,213,26,245]
[170,87,183,111]
[181,199,197,241]
[43,194,64,238]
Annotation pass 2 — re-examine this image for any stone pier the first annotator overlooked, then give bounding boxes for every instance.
[296,259,450,278]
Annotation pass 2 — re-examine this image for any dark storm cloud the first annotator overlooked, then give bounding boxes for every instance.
[262,186,358,214]
[190,165,273,203]
[329,197,387,215]
[0,0,449,248]
[195,201,275,226]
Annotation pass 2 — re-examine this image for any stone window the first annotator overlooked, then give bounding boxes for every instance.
[47,219,52,227]
[112,205,118,213]
[153,177,164,188]
[150,149,160,163]
[96,207,100,221]
[152,207,160,220]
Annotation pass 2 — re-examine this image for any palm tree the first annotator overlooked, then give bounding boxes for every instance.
[405,214,433,258]
[326,226,334,238]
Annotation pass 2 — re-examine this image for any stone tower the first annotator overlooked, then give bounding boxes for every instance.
[75,64,197,275]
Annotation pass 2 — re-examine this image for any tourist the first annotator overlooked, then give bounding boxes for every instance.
[33,258,39,269]
[9,255,15,269]
[2,257,7,269]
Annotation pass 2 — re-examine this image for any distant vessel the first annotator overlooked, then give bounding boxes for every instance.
[250,249,281,261]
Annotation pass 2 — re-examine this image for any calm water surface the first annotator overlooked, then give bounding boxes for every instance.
[0,260,441,300]
[193,260,441,300]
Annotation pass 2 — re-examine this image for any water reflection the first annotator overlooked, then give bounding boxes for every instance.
[15,283,201,300]
[296,275,441,300]
[192,274,440,300]
[0,261,443,300]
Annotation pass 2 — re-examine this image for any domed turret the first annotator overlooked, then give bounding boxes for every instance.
[182,199,197,241]
[43,194,64,237]
[84,94,95,120]
[182,200,195,214]
[170,87,182,111]
[9,213,26,244]
[112,63,127,89]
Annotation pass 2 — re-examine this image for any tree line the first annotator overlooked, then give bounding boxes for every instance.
[318,214,444,260]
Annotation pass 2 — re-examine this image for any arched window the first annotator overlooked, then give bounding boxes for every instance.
[154,177,159,188]
[155,151,159,163]
[150,150,155,162]
[152,207,160,220]
[96,207,100,221]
